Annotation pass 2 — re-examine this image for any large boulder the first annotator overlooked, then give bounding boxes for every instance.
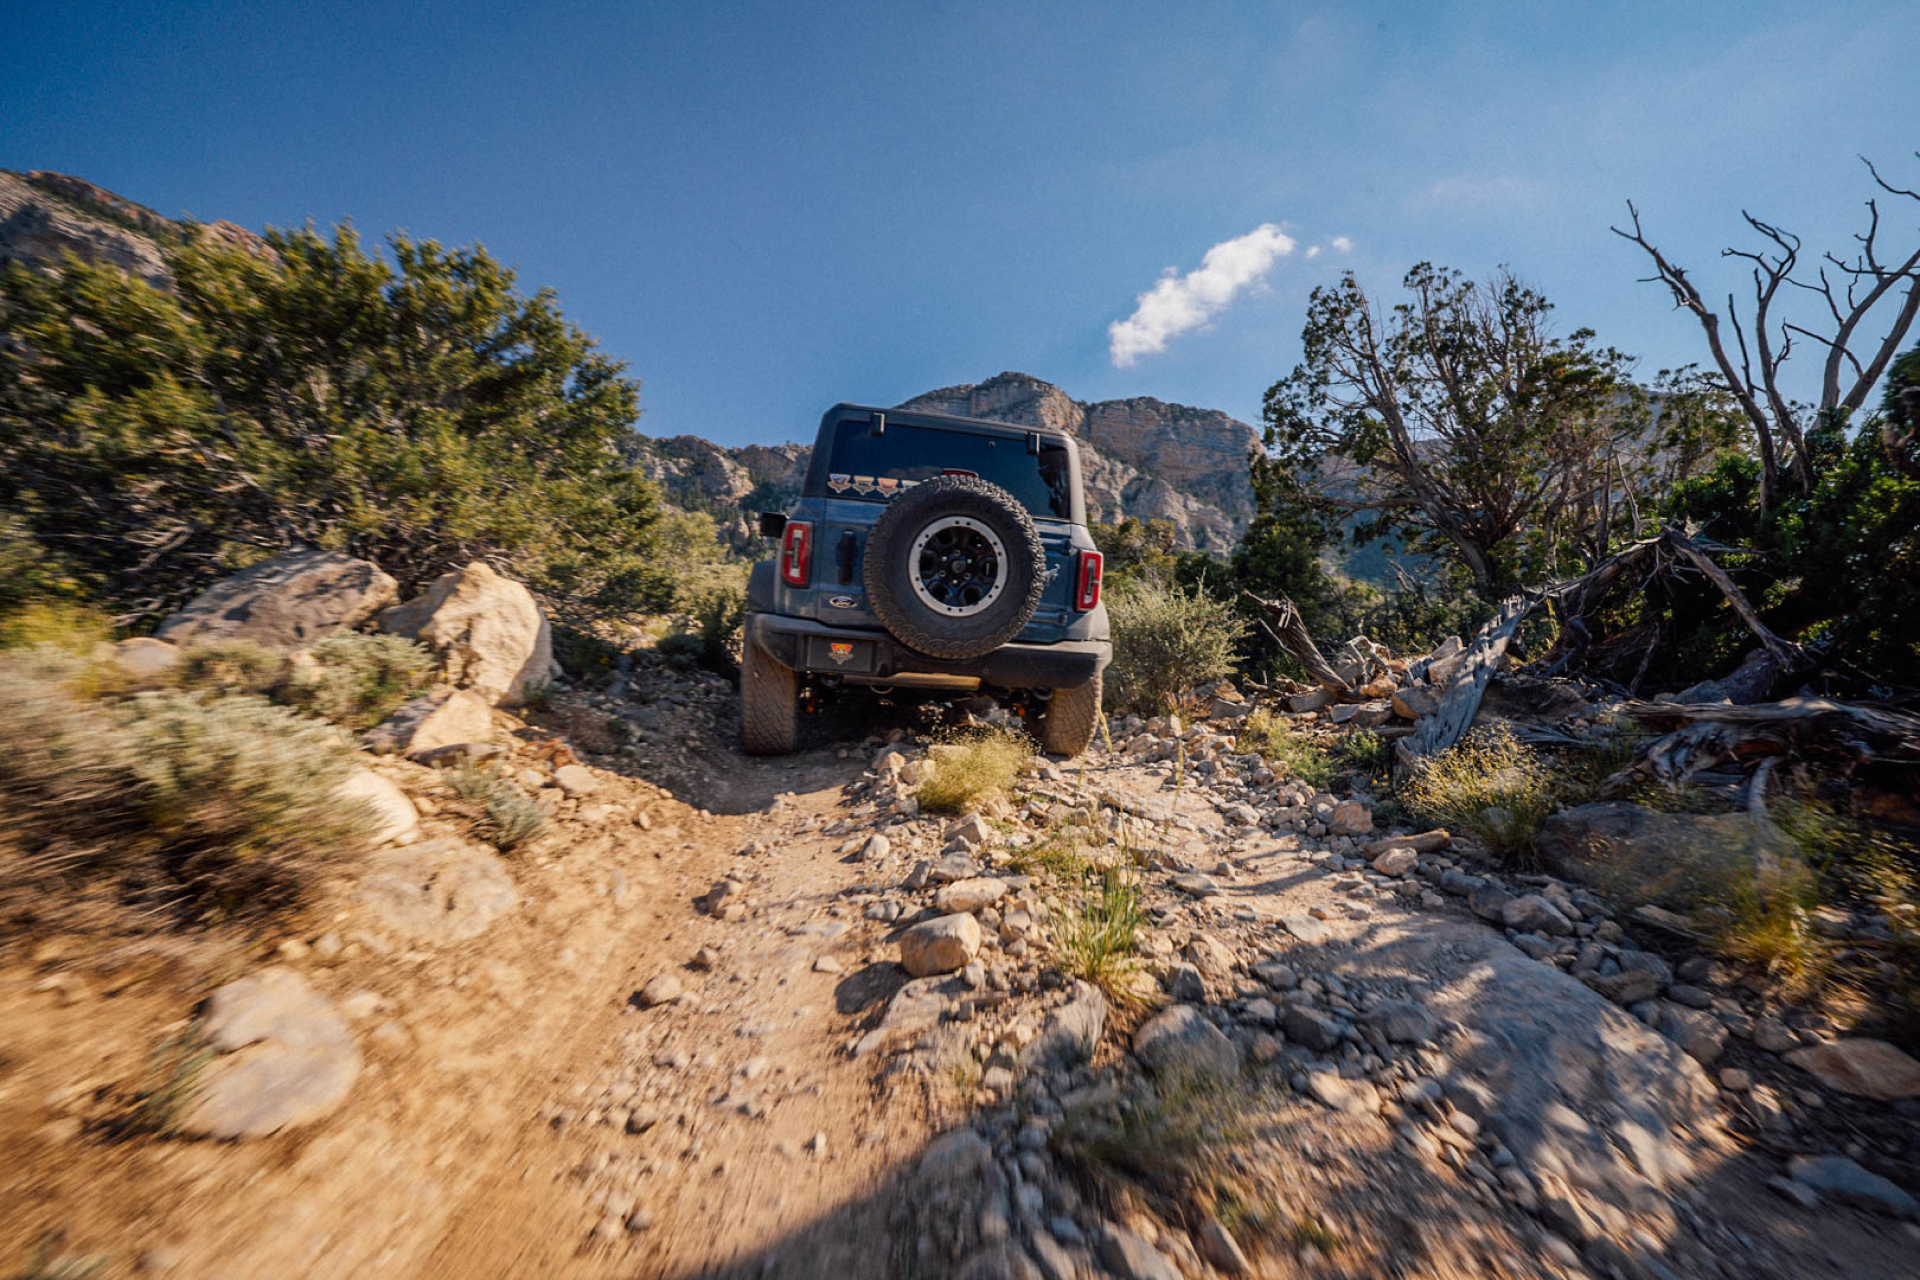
[1535,801,1778,902]
[1131,1003,1240,1083]
[335,769,419,845]
[377,562,554,707]
[899,914,982,977]
[155,550,398,649]
[181,968,361,1139]
[362,687,495,757]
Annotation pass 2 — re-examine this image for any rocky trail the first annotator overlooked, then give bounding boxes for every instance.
[5,657,1920,1279]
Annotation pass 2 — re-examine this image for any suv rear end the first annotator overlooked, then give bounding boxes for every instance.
[741,403,1110,755]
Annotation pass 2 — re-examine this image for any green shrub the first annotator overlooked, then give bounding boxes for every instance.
[1400,726,1556,863]
[1236,708,1332,789]
[280,632,434,728]
[658,564,748,674]
[122,692,375,914]
[1340,728,1392,774]
[1106,578,1247,715]
[917,729,1031,815]
[174,639,287,697]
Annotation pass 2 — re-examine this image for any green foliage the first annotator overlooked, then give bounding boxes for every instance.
[0,223,693,625]
[1236,709,1332,789]
[1055,1065,1254,1185]
[174,639,287,697]
[1339,728,1392,774]
[1106,577,1248,714]
[1663,385,1920,688]
[657,562,748,674]
[1262,264,1646,594]
[1400,726,1556,863]
[280,633,434,728]
[1054,867,1145,998]
[123,1028,215,1138]
[917,729,1031,815]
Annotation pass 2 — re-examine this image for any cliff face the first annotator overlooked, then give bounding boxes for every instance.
[643,373,1261,553]
[0,170,272,290]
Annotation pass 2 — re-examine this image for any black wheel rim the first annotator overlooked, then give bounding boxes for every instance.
[916,525,1000,610]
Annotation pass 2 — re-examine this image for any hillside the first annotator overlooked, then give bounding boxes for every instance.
[632,372,1262,553]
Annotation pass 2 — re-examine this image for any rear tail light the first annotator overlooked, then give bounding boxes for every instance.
[1074,550,1103,611]
[780,520,812,586]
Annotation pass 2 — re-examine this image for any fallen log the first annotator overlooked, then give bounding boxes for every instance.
[1599,696,1920,797]
[1240,591,1353,699]
[1396,594,1537,770]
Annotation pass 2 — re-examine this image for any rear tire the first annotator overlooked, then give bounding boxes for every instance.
[863,475,1046,660]
[741,636,800,755]
[1037,673,1101,757]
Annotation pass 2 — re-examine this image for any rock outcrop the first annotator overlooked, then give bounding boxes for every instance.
[155,549,400,650]
[631,372,1261,553]
[1,169,274,291]
[377,561,554,707]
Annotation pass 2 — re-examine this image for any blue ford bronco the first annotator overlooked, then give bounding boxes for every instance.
[741,403,1112,757]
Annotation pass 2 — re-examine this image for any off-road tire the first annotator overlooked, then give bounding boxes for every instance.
[740,635,800,755]
[863,475,1046,660]
[1037,673,1101,757]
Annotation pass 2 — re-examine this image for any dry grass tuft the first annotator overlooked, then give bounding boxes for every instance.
[1236,708,1332,790]
[1401,725,1556,863]
[916,729,1031,815]
[1054,866,1145,999]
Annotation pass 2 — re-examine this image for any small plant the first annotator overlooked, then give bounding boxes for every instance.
[1236,708,1332,790]
[1106,577,1247,714]
[1054,866,1144,997]
[480,786,547,852]
[916,729,1031,815]
[123,1028,215,1137]
[279,632,434,728]
[445,760,503,803]
[1400,725,1556,863]
[1339,728,1392,773]
[1010,820,1092,880]
[173,639,287,697]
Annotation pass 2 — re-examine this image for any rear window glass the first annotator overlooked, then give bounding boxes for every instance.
[822,422,1073,519]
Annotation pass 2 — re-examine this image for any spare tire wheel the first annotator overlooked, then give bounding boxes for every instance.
[864,475,1047,660]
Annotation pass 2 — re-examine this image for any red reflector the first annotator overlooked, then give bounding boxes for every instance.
[1075,550,1103,611]
[780,520,812,586]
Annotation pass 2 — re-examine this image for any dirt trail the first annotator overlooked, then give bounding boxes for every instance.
[6,681,1919,1280]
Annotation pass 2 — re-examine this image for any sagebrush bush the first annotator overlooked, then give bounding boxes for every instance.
[1400,726,1556,862]
[1106,578,1247,714]
[280,632,434,728]
[481,787,547,852]
[121,692,376,915]
[916,730,1031,815]
[174,639,287,697]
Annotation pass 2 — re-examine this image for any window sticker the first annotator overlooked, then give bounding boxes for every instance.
[828,473,852,493]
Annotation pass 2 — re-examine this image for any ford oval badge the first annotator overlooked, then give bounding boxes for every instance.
[828,595,858,609]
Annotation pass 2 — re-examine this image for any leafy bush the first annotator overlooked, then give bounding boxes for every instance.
[280,633,434,728]
[0,224,704,624]
[657,563,748,674]
[174,639,287,697]
[1400,726,1557,863]
[1235,709,1332,789]
[1340,728,1393,773]
[916,729,1031,815]
[1106,578,1247,715]
[122,692,376,913]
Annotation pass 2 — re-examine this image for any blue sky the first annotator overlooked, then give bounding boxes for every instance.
[6,0,1916,447]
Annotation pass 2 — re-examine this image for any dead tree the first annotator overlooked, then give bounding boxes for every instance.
[1239,590,1353,698]
[1612,154,1920,509]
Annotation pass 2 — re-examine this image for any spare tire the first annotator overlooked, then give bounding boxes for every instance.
[864,474,1046,660]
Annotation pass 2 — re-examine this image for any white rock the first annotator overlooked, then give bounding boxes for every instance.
[378,561,555,707]
[335,769,419,845]
[899,914,981,977]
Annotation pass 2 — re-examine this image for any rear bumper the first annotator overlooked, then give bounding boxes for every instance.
[745,613,1110,689]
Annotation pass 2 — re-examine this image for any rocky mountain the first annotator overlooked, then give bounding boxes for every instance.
[0,169,271,289]
[634,372,1261,553]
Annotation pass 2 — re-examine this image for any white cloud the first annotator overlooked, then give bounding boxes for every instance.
[1305,245,1322,260]
[1108,223,1296,367]
[1330,235,1353,252]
